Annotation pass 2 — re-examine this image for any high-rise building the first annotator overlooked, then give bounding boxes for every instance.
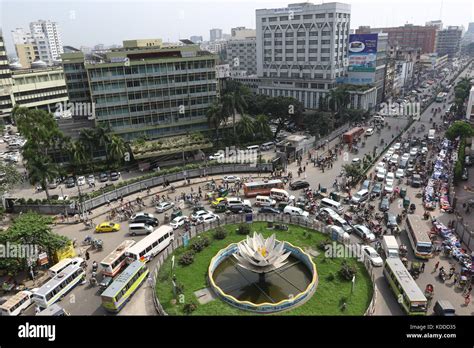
[356,24,437,53]
[425,20,443,30]
[436,26,463,58]
[15,43,36,68]
[62,41,218,141]
[256,2,351,109]
[0,31,14,121]
[462,22,474,46]
[210,28,223,42]
[226,28,257,76]
[190,36,203,43]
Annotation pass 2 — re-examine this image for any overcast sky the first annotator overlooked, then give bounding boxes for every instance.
[1,0,473,54]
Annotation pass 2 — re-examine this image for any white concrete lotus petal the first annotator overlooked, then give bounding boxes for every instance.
[234,232,291,273]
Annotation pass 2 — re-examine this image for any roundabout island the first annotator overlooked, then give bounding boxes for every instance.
[155,222,374,316]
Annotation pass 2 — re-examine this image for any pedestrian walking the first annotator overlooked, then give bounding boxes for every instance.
[464,293,471,306]
[420,262,425,273]
[434,261,439,272]
[85,251,90,261]
[453,272,459,285]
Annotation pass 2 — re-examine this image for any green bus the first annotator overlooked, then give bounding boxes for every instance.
[383,258,427,315]
[101,260,149,313]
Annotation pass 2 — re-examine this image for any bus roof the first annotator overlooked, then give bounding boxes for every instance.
[36,303,66,316]
[0,290,31,311]
[101,260,146,298]
[406,215,432,244]
[100,240,136,266]
[385,258,427,302]
[126,225,173,256]
[49,258,73,273]
[34,264,83,297]
[244,179,282,188]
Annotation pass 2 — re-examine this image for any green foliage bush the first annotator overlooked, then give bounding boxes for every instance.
[190,236,210,253]
[236,223,250,235]
[178,251,196,266]
[213,227,227,240]
[339,260,357,281]
[183,302,197,315]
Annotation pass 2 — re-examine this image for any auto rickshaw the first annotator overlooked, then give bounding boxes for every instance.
[329,191,341,202]
[217,188,229,197]
[403,197,410,209]
[400,187,407,198]
[410,261,421,279]
[171,209,183,220]
[214,202,227,213]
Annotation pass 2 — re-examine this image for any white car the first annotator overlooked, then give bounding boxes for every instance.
[198,213,220,224]
[410,147,418,156]
[191,210,211,221]
[395,168,405,178]
[393,143,401,151]
[352,158,361,165]
[87,175,95,185]
[384,182,394,194]
[389,154,399,165]
[385,172,395,183]
[170,216,189,229]
[376,162,385,173]
[401,153,410,162]
[77,176,86,186]
[365,128,374,136]
[353,225,376,242]
[383,151,394,161]
[155,201,175,213]
[209,153,224,160]
[222,175,241,183]
[376,168,387,181]
[421,146,428,155]
[361,246,383,266]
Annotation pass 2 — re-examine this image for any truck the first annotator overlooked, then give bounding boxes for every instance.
[382,236,399,259]
[342,127,364,144]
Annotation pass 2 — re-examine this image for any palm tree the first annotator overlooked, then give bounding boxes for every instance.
[79,128,96,160]
[253,114,272,139]
[207,102,224,142]
[222,84,249,137]
[26,154,59,200]
[236,115,255,141]
[107,135,127,165]
[68,141,88,173]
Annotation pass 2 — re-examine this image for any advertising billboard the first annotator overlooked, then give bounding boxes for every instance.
[348,34,378,73]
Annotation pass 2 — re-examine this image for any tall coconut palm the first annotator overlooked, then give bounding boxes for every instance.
[222,84,249,137]
[68,141,89,173]
[26,154,59,200]
[253,114,272,139]
[79,128,96,160]
[107,135,127,165]
[236,114,255,141]
[207,102,225,143]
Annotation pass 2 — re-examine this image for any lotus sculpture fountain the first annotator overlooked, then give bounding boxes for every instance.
[234,232,291,274]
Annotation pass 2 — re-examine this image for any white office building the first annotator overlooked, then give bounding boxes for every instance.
[256,2,351,109]
[30,20,64,63]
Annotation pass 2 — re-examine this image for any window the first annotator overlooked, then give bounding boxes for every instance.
[280,16,288,21]
[297,32,306,37]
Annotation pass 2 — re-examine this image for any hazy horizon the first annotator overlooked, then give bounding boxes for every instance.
[1,0,473,55]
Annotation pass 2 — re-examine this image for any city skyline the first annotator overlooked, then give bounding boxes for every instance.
[1,0,473,55]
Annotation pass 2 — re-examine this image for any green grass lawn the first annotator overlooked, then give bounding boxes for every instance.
[155,222,373,315]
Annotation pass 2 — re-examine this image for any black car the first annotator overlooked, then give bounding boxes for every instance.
[290,180,310,190]
[65,177,75,188]
[99,172,108,182]
[384,212,398,229]
[130,215,159,227]
[258,206,281,214]
[411,174,422,188]
[110,171,120,181]
[227,205,252,214]
[371,183,383,197]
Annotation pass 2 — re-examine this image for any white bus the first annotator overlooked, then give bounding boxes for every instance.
[32,263,85,309]
[48,257,84,278]
[384,258,428,315]
[0,290,33,316]
[100,240,136,277]
[125,225,174,263]
[406,215,433,259]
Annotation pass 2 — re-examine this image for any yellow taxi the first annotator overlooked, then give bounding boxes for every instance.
[211,197,227,207]
[95,222,120,233]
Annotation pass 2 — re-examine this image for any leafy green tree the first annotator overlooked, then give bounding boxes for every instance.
[206,101,225,142]
[342,164,364,186]
[25,153,59,199]
[221,82,250,137]
[445,121,474,141]
[263,96,304,139]
[253,114,272,139]
[236,114,255,141]
[107,134,127,165]
[0,162,22,195]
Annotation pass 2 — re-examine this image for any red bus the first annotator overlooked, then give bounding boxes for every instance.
[342,127,364,144]
[243,179,284,198]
